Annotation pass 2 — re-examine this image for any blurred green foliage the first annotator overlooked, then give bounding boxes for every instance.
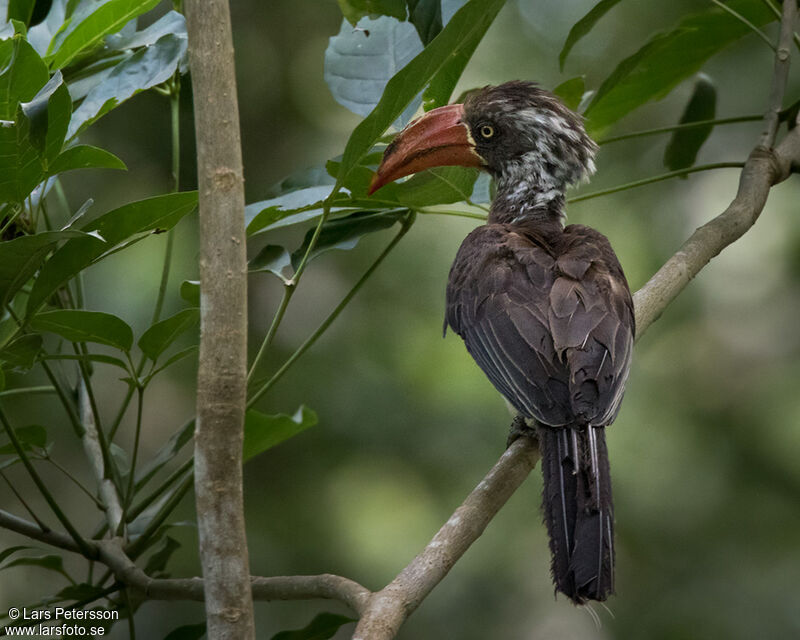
[0,0,799,639]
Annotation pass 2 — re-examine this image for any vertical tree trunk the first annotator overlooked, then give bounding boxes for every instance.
[185,2,255,638]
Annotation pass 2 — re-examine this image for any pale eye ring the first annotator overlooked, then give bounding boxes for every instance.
[479,124,494,139]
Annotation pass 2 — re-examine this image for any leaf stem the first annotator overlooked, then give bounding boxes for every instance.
[710,0,776,51]
[0,469,49,530]
[39,360,84,438]
[248,212,415,409]
[41,455,106,510]
[597,115,762,144]
[417,207,487,221]
[0,405,95,558]
[247,283,294,384]
[567,162,746,203]
[123,388,145,517]
[0,386,56,398]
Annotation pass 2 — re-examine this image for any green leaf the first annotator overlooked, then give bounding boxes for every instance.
[558,0,621,70]
[245,186,337,236]
[0,546,36,565]
[664,74,717,172]
[407,0,442,45]
[179,280,199,307]
[0,37,49,120]
[0,108,44,203]
[31,309,134,351]
[0,424,47,454]
[56,583,107,601]
[553,76,585,112]
[163,623,206,640]
[48,144,126,175]
[138,308,199,361]
[325,16,423,128]
[336,0,506,187]
[27,191,198,316]
[20,71,72,167]
[584,0,774,134]
[0,229,86,306]
[249,245,292,282]
[1,554,69,581]
[144,535,179,576]
[243,406,318,462]
[291,209,407,269]
[48,0,161,70]
[7,0,37,24]
[421,0,503,110]
[337,0,406,24]
[105,9,185,50]
[0,334,43,371]
[68,32,187,138]
[395,166,478,207]
[270,613,356,640]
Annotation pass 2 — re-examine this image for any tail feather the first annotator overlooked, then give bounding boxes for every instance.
[539,424,614,603]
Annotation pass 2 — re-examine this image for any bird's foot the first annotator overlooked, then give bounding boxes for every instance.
[506,415,538,448]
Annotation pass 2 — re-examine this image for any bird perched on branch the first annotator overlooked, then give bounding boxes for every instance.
[369,81,634,604]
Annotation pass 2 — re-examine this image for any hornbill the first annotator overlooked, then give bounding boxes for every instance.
[369,81,634,604]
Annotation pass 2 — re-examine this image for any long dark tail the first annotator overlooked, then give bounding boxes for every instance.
[539,424,614,604]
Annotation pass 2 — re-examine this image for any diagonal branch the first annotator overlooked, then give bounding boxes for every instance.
[352,438,540,640]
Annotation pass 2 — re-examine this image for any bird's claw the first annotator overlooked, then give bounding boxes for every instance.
[506,415,538,448]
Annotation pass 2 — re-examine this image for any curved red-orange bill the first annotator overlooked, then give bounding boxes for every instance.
[368,104,483,195]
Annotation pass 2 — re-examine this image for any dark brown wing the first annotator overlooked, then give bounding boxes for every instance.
[445,223,634,427]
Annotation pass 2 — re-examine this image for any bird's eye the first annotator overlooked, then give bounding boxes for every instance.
[479,124,494,139]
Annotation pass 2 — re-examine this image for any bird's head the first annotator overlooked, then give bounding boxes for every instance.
[369,81,597,221]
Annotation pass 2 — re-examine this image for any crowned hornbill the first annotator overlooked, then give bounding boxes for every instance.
[369,81,634,604]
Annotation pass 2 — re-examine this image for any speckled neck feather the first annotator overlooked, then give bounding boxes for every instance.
[463,82,597,226]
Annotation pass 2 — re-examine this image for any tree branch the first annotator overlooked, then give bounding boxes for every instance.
[0,508,86,554]
[352,437,540,639]
[96,539,371,612]
[185,1,255,638]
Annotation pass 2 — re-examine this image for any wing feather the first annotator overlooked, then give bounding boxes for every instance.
[445,223,634,428]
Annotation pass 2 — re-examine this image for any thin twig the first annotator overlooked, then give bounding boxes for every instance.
[0,470,50,530]
[568,163,746,204]
[711,0,776,51]
[40,455,106,510]
[0,386,56,398]
[247,283,294,383]
[597,115,762,144]
[0,407,95,558]
[248,213,416,408]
